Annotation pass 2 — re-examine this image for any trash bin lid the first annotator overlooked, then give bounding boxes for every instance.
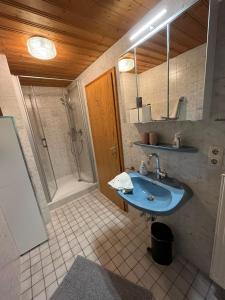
[151,222,173,242]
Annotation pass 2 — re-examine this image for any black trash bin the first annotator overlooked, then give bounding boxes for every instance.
[151,222,174,265]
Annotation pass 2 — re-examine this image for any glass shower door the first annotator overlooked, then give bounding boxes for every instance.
[23,91,58,201]
[68,82,96,182]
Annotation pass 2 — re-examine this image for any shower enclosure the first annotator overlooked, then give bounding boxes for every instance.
[59,95,82,182]
[21,82,95,204]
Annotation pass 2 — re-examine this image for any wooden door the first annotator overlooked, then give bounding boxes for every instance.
[85,68,126,210]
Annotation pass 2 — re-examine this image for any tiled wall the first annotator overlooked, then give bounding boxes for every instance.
[76,1,223,275]
[119,72,139,123]
[0,55,50,224]
[22,86,76,181]
[121,44,206,121]
[168,44,206,120]
[139,62,168,120]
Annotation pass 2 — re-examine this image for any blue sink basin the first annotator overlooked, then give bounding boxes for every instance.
[117,172,192,215]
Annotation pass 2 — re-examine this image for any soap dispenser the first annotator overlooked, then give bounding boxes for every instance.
[139,161,148,175]
[173,132,182,148]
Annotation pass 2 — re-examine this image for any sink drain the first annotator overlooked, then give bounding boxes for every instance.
[147,195,155,201]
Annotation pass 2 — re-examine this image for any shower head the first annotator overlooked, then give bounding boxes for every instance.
[59,97,73,110]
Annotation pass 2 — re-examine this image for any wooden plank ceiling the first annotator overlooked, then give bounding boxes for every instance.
[136,0,209,73]
[0,0,159,87]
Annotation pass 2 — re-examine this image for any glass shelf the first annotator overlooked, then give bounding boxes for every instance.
[134,141,198,153]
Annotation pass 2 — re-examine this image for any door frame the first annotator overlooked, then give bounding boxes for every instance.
[85,67,127,211]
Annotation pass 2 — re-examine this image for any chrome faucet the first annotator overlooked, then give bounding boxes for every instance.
[148,153,167,179]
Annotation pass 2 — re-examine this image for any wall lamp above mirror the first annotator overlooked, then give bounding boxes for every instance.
[118,53,135,73]
[118,0,211,123]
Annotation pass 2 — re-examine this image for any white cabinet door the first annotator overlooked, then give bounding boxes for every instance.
[0,117,47,254]
[210,174,225,288]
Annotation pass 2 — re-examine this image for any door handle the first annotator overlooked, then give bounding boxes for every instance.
[110,145,118,157]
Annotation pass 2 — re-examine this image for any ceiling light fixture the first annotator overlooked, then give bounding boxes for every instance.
[27,36,57,60]
[130,9,167,41]
[118,54,135,72]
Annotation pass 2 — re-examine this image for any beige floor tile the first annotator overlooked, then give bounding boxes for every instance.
[20,189,212,300]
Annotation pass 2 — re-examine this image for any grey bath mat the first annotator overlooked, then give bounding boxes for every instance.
[51,256,152,300]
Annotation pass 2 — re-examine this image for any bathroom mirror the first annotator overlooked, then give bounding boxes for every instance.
[119,0,209,123]
[136,27,168,121]
[168,0,209,121]
[119,27,168,123]
[119,50,137,117]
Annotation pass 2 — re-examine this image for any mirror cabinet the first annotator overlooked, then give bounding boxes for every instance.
[118,0,209,123]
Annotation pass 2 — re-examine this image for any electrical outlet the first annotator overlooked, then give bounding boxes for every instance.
[208,157,219,166]
[208,146,224,167]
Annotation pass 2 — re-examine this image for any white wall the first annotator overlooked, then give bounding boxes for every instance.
[74,0,223,274]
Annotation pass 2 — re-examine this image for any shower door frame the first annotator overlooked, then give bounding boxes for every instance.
[28,87,58,200]
[68,80,97,183]
[15,76,54,204]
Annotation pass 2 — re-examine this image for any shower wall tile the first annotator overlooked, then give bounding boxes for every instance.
[76,2,224,276]
[0,55,50,224]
